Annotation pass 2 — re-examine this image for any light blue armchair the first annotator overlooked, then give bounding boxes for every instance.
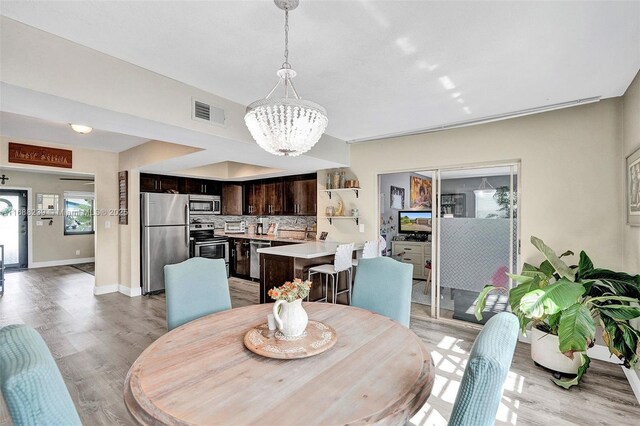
[0,324,82,426]
[351,257,413,327]
[448,312,519,426]
[164,257,232,331]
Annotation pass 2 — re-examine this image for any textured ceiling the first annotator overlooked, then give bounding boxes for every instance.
[1,0,639,142]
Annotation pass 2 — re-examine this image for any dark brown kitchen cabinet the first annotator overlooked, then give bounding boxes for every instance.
[244,181,264,215]
[284,174,317,215]
[222,183,243,215]
[140,174,159,192]
[261,179,283,215]
[140,173,180,193]
[183,178,221,196]
[246,178,283,216]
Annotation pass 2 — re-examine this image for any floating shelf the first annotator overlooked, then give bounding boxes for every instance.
[321,188,360,199]
[321,216,360,225]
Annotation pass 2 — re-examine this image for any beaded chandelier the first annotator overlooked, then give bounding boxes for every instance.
[244,0,328,157]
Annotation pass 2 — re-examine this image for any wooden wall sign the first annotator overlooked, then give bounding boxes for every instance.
[118,171,128,225]
[8,142,72,169]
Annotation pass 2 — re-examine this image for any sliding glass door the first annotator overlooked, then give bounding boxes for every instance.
[434,165,519,324]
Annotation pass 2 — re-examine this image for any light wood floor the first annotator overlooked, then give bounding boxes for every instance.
[0,266,638,425]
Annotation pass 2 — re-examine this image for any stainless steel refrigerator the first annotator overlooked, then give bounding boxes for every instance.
[141,193,190,294]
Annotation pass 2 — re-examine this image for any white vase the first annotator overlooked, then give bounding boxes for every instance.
[273,299,309,338]
[530,327,581,374]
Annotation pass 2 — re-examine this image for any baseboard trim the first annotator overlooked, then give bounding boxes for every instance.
[93,284,118,295]
[93,284,142,297]
[119,285,142,297]
[623,368,640,404]
[30,257,95,268]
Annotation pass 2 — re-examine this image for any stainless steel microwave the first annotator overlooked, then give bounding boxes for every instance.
[189,195,221,215]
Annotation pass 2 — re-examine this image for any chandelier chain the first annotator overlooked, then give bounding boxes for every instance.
[283,10,290,67]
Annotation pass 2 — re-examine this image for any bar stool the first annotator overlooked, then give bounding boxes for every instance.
[351,239,380,268]
[308,243,354,304]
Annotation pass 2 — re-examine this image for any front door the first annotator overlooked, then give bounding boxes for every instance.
[0,190,28,268]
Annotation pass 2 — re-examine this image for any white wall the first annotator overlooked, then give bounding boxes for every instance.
[622,71,640,398]
[319,99,625,270]
[623,71,640,275]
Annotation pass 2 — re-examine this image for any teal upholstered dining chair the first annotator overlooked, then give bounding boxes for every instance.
[0,324,82,426]
[164,257,232,331]
[351,257,413,327]
[448,312,519,426]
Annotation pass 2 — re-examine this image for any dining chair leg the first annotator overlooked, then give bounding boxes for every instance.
[332,273,337,304]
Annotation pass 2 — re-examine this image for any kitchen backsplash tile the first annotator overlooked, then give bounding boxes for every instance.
[191,215,316,231]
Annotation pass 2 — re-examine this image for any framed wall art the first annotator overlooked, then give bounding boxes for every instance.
[390,186,404,210]
[627,147,640,226]
[410,176,432,209]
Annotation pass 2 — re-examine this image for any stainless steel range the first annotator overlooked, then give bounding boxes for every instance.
[189,224,229,277]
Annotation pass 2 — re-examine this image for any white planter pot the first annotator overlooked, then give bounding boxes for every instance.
[530,327,581,374]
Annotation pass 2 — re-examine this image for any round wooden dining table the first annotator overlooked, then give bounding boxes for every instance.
[124,303,434,425]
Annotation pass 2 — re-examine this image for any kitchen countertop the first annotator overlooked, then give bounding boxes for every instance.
[214,232,312,244]
[257,241,364,259]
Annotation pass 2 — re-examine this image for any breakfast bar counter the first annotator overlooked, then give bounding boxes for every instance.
[257,241,359,259]
[257,242,362,303]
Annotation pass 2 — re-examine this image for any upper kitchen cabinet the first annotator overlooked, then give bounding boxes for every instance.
[244,178,283,215]
[261,178,283,215]
[140,173,180,193]
[284,174,317,216]
[244,180,263,215]
[182,178,221,196]
[222,183,243,215]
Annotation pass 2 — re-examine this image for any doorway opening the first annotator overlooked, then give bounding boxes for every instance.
[0,189,28,269]
[378,163,520,325]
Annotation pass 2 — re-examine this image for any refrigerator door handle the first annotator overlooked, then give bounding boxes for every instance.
[185,204,190,247]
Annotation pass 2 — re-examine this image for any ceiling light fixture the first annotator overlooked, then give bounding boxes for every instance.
[69,124,92,134]
[244,0,328,157]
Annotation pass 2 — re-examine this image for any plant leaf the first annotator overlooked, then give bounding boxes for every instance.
[539,260,556,279]
[557,303,596,355]
[530,236,576,281]
[507,273,536,285]
[620,324,637,354]
[598,305,640,321]
[578,251,594,278]
[600,316,623,358]
[520,279,585,318]
[559,250,575,258]
[583,269,640,299]
[474,285,498,321]
[552,353,591,389]
[509,277,541,313]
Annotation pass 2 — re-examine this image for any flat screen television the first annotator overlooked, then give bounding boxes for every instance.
[398,211,432,234]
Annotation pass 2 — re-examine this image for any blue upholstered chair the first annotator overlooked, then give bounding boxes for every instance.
[351,257,413,327]
[448,312,519,426]
[164,257,232,331]
[0,324,82,426]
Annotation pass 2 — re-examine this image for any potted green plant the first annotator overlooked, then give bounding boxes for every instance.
[475,236,640,388]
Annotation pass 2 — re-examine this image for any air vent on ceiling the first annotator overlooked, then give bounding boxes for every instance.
[192,98,225,126]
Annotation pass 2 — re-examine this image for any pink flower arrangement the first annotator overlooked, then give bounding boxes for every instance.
[268,278,312,303]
